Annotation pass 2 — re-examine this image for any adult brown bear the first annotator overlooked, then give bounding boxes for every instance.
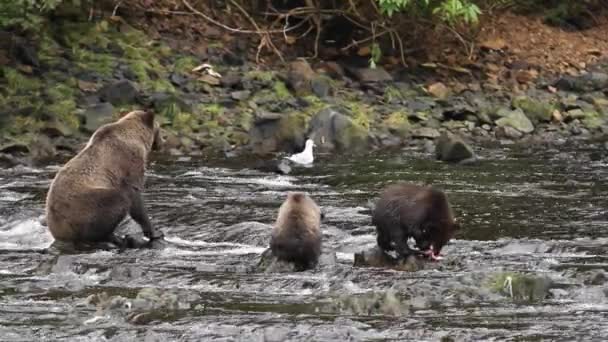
[372,183,459,261]
[270,192,322,271]
[45,110,164,248]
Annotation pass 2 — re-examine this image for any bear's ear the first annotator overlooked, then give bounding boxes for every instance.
[141,111,155,129]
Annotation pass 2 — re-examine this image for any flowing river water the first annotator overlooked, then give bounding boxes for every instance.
[1,144,607,341]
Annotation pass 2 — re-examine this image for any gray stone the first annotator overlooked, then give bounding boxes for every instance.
[254,110,283,123]
[555,72,608,92]
[346,66,393,83]
[311,77,331,98]
[495,126,524,140]
[411,127,441,139]
[81,102,114,133]
[230,90,251,101]
[307,107,369,152]
[169,72,188,87]
[435,133,475,163]
[221,72,241,88]
[495,108,534,134]
[97,80,139,105]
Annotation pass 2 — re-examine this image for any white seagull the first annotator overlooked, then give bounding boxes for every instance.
[286,139,316,165]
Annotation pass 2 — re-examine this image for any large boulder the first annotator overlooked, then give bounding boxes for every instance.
[97,80,140,106]
[554,72,608,92]
[249,112,307,154]
[435,133,476,163]
[512,96,555,123]
[307,107,369,153]
[495,108,535,134]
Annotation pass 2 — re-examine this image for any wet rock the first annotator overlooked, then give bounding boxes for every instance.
[29,135,56,165]
[585,270,607,285]
[512,96,555,123]
[555,72,608,92]
[254,110,283,123]
[257,248,337,273]
[230,90,251,101]
[495,126,524,140]
[287,60,316,95]
[311,77,331,98]
[346,66,392,83]
[13,37,39,67]
[0,153,22,168]
[199,74,221,86]
[495,108,534,134]
[307,107,369,153]
[427,82,449,99]
[249,112,306,154]
[411,127,441,139]
[254,158,292,175]
[488,272,553,303]
[354,246,425,272]
[0,141,29,154]
[80,102,114,133]
[221,72,242,89]
[435,133,476,163]
[322,289,408,316]
[97,80,140,105]
[169,72,188,87]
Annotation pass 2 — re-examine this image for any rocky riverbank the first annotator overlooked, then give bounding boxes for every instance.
[1,16,607,167]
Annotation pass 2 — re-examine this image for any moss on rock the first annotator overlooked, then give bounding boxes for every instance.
[512,96,556,123]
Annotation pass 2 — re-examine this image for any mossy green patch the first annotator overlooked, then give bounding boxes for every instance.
[512,96,555,123]
[301,95,329,116]
[277,112,308,142]
[71,46,115,77]
[273,81,291,100]
[344,101,373,131]
[4,116,44,135]
[173,56,198,74]
[1,67,42,95]
[383,86,404,103]
[172,112,199,134]
[245,70,275,83]
[382,111,410,135]
[581,111,604,129]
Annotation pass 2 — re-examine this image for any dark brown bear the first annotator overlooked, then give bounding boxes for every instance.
[270,192,322,271]
[372,183,459,261]
[45,110,163,248]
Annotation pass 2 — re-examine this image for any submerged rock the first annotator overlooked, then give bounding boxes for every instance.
[257,248,337,273]
[435,133,476,163]
[487,272,554,303]
[353,246,426,272]
[83,288,197,325]
[321,289,408,316]
[254,158,292,175]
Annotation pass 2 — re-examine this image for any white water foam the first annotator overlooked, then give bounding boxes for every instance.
[0,218,53,250]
